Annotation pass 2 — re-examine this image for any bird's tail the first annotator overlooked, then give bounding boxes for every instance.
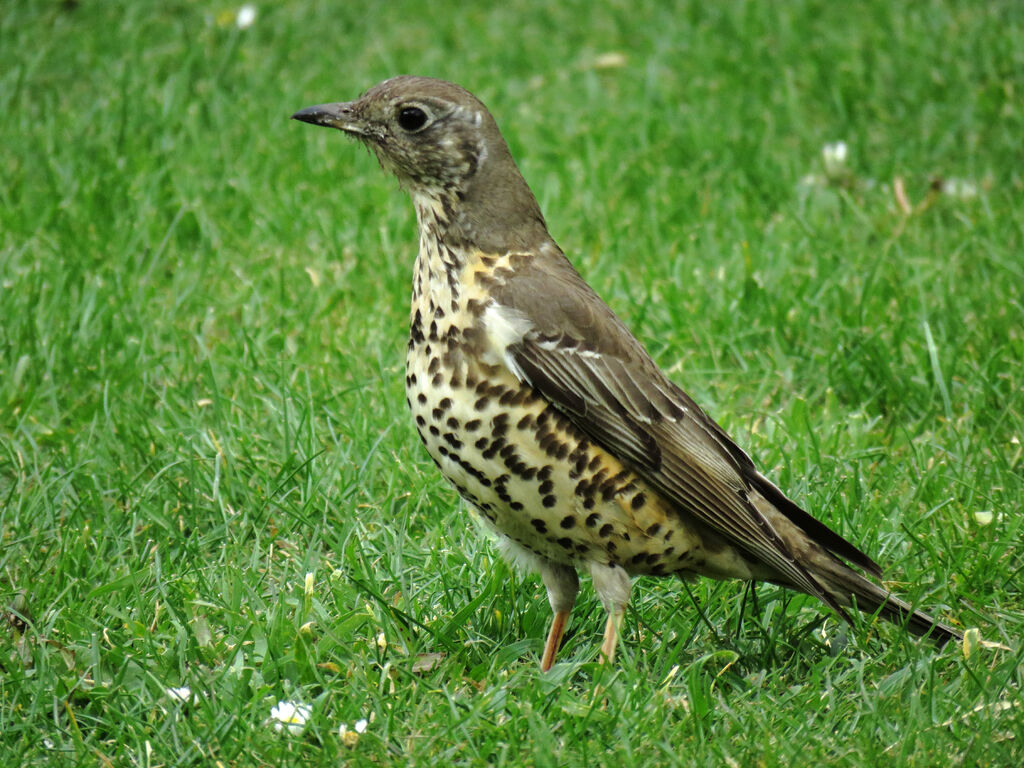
[814,556,962,646]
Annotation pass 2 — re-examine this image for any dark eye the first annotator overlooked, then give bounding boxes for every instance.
[397,106,428,131]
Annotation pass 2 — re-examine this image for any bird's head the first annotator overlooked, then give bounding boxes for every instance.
[292,75,509,195]
[293,76,548,251]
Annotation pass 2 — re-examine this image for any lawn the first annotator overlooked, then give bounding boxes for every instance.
[1,0,1022,765]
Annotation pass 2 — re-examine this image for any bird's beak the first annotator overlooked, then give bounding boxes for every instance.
[291,102,367,135]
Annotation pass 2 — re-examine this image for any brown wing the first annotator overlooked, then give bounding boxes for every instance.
[491,248,880,612]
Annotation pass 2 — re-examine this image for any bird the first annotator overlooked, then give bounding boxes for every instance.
[292,76,961,669]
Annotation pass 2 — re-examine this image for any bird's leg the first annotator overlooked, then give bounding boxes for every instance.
[541,610,571,672]
[599,609,625,665]
[590,562,632,665]
[539,562,579,671]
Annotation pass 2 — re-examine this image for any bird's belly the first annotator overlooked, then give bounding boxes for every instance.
[405,342,718,576]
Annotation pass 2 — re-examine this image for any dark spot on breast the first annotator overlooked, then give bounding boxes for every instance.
[447,417,459,429]
[443,433,463,449]
[498,389,518,406]
[410,310,425,342]
[429,425,440,437]
[582,498,596,510]
[417,393,427,405]
[646,522,662,537]
[585,513,600,528]
[510,501,523,511]
[428,357,440,375]
[465,419,481,431]
[632,492,647,510]
[542,495,557,508]
[431,373,443,386]
[538,479,554,495]
[482,437,506,460]
[416,415,426,427]
[599,524,613,537]
[557,537,573,549]
[531,518,548,534]
[474,437,489,450]
[474,396,490,410]
[560,515,576,529]
[516,414,534,431]
[537,465,553,482]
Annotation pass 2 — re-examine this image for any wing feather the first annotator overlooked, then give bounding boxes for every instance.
[490,249,879,590]
[510,333,845,607]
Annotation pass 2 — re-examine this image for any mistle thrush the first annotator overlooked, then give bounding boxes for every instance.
[293,76,961,669]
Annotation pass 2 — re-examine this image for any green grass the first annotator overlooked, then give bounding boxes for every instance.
[2,0,1022,764]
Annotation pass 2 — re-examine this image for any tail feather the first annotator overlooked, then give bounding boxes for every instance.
[815,557,962,646]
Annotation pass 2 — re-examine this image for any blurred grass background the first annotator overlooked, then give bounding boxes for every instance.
[1,0,1022,765]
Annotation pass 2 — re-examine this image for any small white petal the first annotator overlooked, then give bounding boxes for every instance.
[973,509,994,526]
[822,141,849,178]
[354,718,368,733]
[944,177,979,200]
[236,5,257,29]
[166,686,193,704]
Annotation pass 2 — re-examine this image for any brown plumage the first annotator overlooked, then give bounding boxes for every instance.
[292,76,961,668]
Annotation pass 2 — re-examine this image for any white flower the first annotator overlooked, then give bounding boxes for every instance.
[354,718,368,733]
[166,686,194,704]
[236,5,257,30]
[821,141,849,179]
[376,632,387,651]
[304,571,315,597]
[270,700,312,735]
